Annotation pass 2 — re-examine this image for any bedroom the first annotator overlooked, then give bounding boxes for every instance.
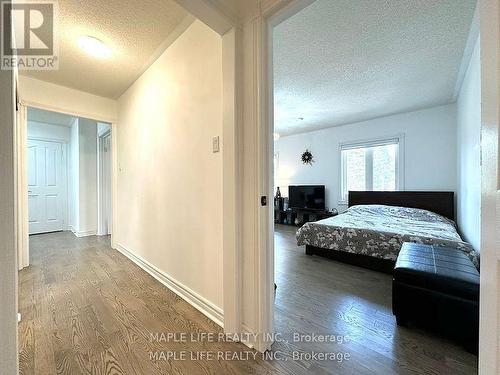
[271,0,480,373]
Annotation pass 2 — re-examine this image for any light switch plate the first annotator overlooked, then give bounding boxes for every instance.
[212,136,220,153]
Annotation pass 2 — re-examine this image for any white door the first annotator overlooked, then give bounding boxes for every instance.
[28,139,66,234]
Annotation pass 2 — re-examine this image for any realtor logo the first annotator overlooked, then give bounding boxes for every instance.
[1,0,59,70]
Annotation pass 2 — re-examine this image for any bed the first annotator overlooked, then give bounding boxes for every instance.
[296,191,478,273]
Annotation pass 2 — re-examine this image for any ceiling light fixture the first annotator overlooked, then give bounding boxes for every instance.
[77,36,111,59]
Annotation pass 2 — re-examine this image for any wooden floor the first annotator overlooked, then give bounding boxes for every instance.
[18,227,478,374]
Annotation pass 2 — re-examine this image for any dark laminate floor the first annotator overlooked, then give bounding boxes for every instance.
[272,224,477,375]
[18,227,478,374]
[19,233,279,375]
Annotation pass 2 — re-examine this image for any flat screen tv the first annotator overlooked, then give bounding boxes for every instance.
[288,185,325,210]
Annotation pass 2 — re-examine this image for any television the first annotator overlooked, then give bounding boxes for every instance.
[288,185,325,210]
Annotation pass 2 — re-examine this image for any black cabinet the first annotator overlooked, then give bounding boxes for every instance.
[274,200,337,226]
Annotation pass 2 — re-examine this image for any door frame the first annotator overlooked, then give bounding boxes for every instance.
[26,137,69,235]
[478,0,500,373]
[253,0,319,352]
[97,129,112,236]
[17,100,118,268]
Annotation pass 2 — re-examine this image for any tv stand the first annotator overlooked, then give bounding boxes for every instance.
[275,206,335,226]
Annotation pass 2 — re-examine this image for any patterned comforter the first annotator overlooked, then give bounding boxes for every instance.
[296,205,479,268]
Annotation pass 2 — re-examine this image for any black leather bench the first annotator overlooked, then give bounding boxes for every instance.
[392,242,480,353]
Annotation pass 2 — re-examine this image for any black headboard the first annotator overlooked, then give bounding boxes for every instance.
[348,191,455,221]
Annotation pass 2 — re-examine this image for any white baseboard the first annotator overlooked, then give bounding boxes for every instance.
[115,243,224,327]
[70,227,97,237]
[241,323,255,349]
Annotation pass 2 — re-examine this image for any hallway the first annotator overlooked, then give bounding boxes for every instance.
[18,232,274,374]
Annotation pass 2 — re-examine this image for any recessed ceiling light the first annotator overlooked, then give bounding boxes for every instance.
[77,36,111,59]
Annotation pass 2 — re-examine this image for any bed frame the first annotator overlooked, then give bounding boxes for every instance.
[348,191,455,221]
[305,191,455,274]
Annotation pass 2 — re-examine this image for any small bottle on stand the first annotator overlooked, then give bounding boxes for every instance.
[276,187,283,210]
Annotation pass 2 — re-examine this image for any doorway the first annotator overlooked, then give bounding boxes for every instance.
[23,106,114,267]
[26,107,73,235]
[266,0,483,373]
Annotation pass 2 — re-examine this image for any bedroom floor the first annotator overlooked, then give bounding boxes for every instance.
[273,224,478,375]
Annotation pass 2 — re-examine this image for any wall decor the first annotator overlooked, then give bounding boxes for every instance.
[301,149,314,165]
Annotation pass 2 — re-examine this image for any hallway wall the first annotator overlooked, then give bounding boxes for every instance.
[116,20,224,313]
[0,58,17,375]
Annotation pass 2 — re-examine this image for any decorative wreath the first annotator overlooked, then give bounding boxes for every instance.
[301,149,314,165]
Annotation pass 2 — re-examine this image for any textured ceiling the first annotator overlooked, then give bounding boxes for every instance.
[20,0,189,99]
[273,0,477,136]
[28,107,75,127]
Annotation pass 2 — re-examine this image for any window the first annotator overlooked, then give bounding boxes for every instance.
[340,137,403,202]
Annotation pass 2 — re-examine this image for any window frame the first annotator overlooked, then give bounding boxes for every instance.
[339,134,405,205]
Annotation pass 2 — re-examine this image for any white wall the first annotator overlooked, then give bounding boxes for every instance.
[457,36,481,252]
[116,21,224,310]
[69,118,80,230]
[27,121,71,142]
[68,118,98,236]
[18,76,117,122]
[77,119,98,234]
[275,104,458,212]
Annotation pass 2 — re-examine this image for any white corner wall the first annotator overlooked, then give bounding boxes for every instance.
[77,119,98,235]
[68,118,99,236]
[275,104,458,212]
[69,118,80,231]
[457,36,481,252]
[116,20,224,311]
